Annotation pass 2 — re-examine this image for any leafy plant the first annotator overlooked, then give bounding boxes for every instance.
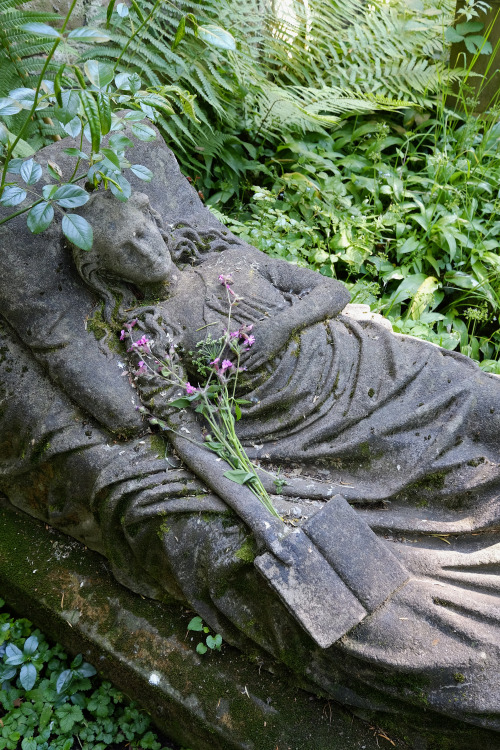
[0,597,176,750]
[220,107,500,370]
[186,616,223,655]
[0,0,196,248]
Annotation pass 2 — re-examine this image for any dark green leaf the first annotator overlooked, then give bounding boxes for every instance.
[106,0,117,27]
[75,661,96,678]
[169,397,191,408]
[131,122,156,142]
[97,93,112,135]
[172,15,186,51]
[54,64,65,107]
[20,663,37,691]
[130,164,153,181]
[445,26,463,43]
[84,60,114,89]
[63,148,88,159]
[67,27,111,43]
[0,186,27,207]
[20,159,42,185]
[101,147,121,169]
[27,202,54,234]
[109,173,131,201]
[108,132,134,151]
[62,214,93,251]
[80,90,101,153]
[42,184,58,199]
[223,469,255,485]
[234,402,242,421]
[21,738,37,750]
[53,184,89,208]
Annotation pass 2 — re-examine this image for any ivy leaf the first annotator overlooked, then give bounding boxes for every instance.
[206,634,222,650]
[21,22,61,37]
[27,201,54,234]
[198,24,236,50]
[20,159,42,185]
[187,616,204,631]
[223,469,255,485]
[84,60,114,89]
[67,27,111,43]
[0,97,22,116]
[130,164,153,182]
[53,184,89,208]
[62,214,93,251]
[131,123,156,142]
[196,642,208,654]
[20,663,37,691]
[0,185,27,207]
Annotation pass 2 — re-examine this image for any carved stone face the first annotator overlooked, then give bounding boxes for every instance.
[91,192,173,284]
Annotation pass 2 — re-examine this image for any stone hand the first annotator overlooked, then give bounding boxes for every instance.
[240,318,292,371]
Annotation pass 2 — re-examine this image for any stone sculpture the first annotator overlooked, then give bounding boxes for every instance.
[0,128,499,738]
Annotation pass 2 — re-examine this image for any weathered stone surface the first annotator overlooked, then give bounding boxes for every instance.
[302,495,409,611]
[0,499,387,750]
[1,128,500,741]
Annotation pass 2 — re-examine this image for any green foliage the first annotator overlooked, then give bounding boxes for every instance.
[0,597,174,750]
[221,110,500,370]
[187,616,223,655]
[87,0,462,191]
[0,0,195,248]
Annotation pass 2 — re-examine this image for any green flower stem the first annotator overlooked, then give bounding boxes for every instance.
[112,0,162,73]
[0,0,79,192]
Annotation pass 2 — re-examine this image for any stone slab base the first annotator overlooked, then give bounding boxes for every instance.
[1,500,499,750]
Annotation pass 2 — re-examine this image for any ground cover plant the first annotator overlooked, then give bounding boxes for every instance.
[0,597,190,750]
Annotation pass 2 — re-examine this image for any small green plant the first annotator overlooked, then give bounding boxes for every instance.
[0,597,174,750]
[186,616,222,655]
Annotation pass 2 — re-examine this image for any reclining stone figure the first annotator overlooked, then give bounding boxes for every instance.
[0,131,499,737]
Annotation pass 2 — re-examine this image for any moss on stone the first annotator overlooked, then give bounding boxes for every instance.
[234,536,257,563]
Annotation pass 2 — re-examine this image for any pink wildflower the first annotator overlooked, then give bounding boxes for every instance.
[120,330,126,340]
[221,359,233,371]
[246,335,255,347]
[137,360,147,373]
[185,382,197,395]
